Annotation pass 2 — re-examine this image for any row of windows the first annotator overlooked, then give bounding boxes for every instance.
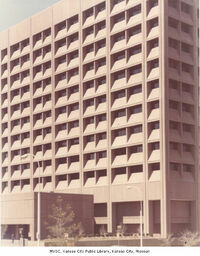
[1,0,195,63]
[168,17,193,36]
[168,0,193,16]
[2,159,194,180]
[1,94,194,125]
[2,140,162,162]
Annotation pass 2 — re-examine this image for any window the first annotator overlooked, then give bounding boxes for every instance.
[169,38,179,49]
[131,104,142,114]
[86,63,94,71]
[69,85,79,94]
[181,43,191,53]
[149,0,158,8]
[182,83,191,93]
[58,106,67,114]
[44,127,51,135]
[170,162,179,171]
[44,28,51,38]
[23,132,30,139]
[58,140,67,147]
[85,80,94,89]
[97,2,105,12]
[130,85,142,94]
[170,121,179,130]
[56,21,66,32]
[86,117,94,124]
[170,142,178,150]
[183,123,192,132]
[44,111,51,118]
[169,59,179,69]
[131,125,142,133]
[44,45,51,54]
[169,101,178,109]
[86,135,94,142]
[98,95,106,103]
[97,21,106,30]
[97,39,106,49]
[168,17,179,29]
[98,114,106,122]
[69,15,78,25]
[114,51,125,61]
[71,138,79,145]
[115,90,125,99]
[129,5,141,17]
[85,8,93,18]
[23,117,30,123]
[114,70,125,80]
[182,103,192,112]
[115,128,126,136]
[168,0,178,9]
[150,18,158,28]
[151,142,160,150]
[59,123,67,130]
[98,132,106,140]
[85,44,94,53]
[97,76,106,85]
[129,25,141,36]
[87,153,95,160]
[70,33,78,42]
[114,32,125,42]
[181,23,190,33]
[129,45,142,56]
[70,103,79,111]
[182,63,192,73]
[129,65,142,75]
[86,99,94,106]
[113,12,125,23]
[96,58,106,68]
[151,121,159,129]
[85,26,94,36]
[181,2,191,14]
[70,68,79,76]
[183,144,192,152]
[71,120,79,128]
[183,164,193,172]
[114,0,124,5]
[115,109,126,117]
[131,145,143,153]
[98,151,107,158]
[69,50,79,59]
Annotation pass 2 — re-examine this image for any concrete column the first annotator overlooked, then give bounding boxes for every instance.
[29,222,35,241]
[148,201,153,236]
[107,201,112,233]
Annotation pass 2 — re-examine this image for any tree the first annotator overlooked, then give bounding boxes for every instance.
[178,230,200,246]
[162,230,200,246]
[45,195,80,239]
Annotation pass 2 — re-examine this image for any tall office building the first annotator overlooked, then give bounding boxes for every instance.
[0,0,199,241]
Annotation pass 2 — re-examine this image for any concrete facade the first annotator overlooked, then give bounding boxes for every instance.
[0,0,199,240]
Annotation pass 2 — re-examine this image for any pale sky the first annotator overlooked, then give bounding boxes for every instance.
[0,0,61,32]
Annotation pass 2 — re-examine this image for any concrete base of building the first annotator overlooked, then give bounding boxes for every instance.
[1,192,94,241]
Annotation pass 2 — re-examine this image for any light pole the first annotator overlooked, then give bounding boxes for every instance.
[21,153,41,246]
[127,185,143,247]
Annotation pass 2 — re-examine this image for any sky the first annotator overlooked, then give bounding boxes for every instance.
[0,0,61,32]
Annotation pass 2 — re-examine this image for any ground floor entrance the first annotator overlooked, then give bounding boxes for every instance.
[2,224,30,240]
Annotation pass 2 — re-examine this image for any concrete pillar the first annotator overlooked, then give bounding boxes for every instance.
[110,202,117,233]
[107,201,112,233]
[191,201,196,232]
[29,222,35,241]
[148,201,153,236]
